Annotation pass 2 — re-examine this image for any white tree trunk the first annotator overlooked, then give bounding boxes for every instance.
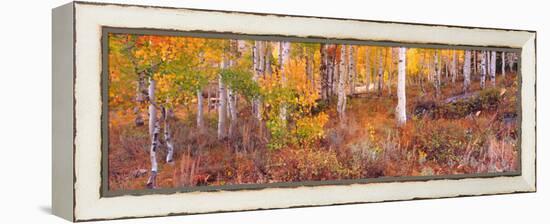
[279,41,291,79]
[227,40,239,138]
[146,121,160,188]
[337,45,348,120]
[259,41,266,77]
[473,51,477,75]
[278,41,290,121]
[146,77,159,188]
[463,50,471,92]
[507,52,515,73]
[451,50,457,83]
[217,61,227,140]
[426,52,435,85]
[501,51,506,78]
[320,44,329,99]
[148,78,156,137]
[485,51,491,80]
[330,45,337,96]
[348,45,356,95]
[444,53,449,80]
[387,48,394,96]
[377,48,384,94]
[162,107,174,163]
[396,47,407,126]
[252,41,263,121]
[480,51,487,89]
[490,51,497,87]
[434,50,441,96]
[365,47,371,91]
[227,88,237,137]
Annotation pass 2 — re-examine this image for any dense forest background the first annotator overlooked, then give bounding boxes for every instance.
[108,34,519,190]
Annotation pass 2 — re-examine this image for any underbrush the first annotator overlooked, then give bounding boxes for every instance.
[108,75,519,190]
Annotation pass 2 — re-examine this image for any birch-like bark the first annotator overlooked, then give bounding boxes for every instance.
[146,121,160,188]
[427,51,433,83]
[501,51,506,78]
[320,44,329,100]
[485,51,492,80]
[373,48,378,92]
[377,47,384,95]
[329,45,337,97]
[217,60,228,140]
[348,45,356,95]
[480,51,487,89]
[278,41,290,121]
[365,47,371,91]
[259,41,266,77]
[337,45,348,120]
[451,50,457,83]
[437,50,445,83]
[227,40,239,138]
[463,50,471,92]
[148,78,156,137]
[444,52,449,80]
[507,52,515,73]
[252,41,258,76]
[146,77,159,188]
[227,88,237,137]
[489,52,493,75]
[490,51,497,87]
[396,47,407,126]
[162,107,174,163]
[387,48,394,96]
[473,51,477,76]
[279,41,291,78]
[252,41,263,121]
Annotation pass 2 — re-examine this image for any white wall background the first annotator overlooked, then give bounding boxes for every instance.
[0,0,546,223]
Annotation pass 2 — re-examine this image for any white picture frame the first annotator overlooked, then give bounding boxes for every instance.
[52,1,536,221]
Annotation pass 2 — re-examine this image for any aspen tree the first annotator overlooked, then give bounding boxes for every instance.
[365,47,371,91]
[320,44,329,100]
[501,51,506,78]
[480,51,487,89]
[349,45,356,95]
[278,41,291,121]
[463,50,471,92]
[146,77,159,188]
[217,58,228,140]
[252,41,264,120]
[508,52,516,73]
[337,45,348,120]
[377,47,384,95]
[451,50,457,83]
[490,51,496,86]
[396,47,407,126]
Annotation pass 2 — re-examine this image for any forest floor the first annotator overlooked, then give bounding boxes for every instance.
[108,74,519,191]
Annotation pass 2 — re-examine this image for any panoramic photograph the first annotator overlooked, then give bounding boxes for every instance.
[106,33,520,191]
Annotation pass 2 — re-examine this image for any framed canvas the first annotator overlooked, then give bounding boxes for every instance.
[52,1,537,222]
